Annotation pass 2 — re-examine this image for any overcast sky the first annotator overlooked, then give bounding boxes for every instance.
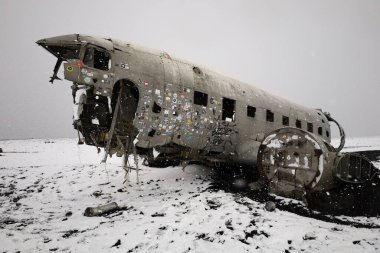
[0,0,379,139]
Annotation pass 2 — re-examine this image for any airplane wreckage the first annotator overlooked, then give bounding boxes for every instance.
[37,34,380,213]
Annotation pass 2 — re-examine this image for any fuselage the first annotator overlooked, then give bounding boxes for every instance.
[37,34,331,166]
[37,34,380,208]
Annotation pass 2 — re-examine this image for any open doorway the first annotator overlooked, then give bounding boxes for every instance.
[112,80,139,136]
[222,97,236,122]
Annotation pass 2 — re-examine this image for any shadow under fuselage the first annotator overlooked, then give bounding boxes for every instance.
[205,151,380,226]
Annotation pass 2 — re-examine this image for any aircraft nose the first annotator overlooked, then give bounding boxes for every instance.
[36,38,47,46]
[36,34,81,47]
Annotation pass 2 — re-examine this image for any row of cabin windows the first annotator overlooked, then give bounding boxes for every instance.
[193,91,330,137]
[193,91,236,121]
[247,106,329,137]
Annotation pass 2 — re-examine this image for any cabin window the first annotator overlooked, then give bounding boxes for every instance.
[282,116,289,126]
[194,91,208,106]
[247,106,256,118]
[296,120,302,128]
[83,47,111,71]
[326,130,330,138]
[318,127,323,135]
[222,97,236,122]
[307,122,313,133]
[266,110,274,122]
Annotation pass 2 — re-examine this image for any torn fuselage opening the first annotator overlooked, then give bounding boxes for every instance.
[111,80,139,129]
[107,80,140,155]
[74,80,140,155]
[74,86,111,147]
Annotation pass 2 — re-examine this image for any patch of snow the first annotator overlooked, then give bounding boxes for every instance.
[288,157,300,168]
[304,156,309,168]
[305,134,320,149]
[312,154,324,188]
[334,136,380,152]
[0,138,379,252]
[266,139,282,148]
[269,154,275,165]
[262,134,276,145]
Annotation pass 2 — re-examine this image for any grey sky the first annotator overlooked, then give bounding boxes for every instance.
[0,0,379,139]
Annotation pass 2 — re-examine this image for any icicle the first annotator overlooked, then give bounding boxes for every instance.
[133,145,140,184]
[102,85,123,163]
[122,152,130,184]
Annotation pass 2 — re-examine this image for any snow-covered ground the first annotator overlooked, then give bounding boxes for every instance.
[338,136,380,152]
[1,138,380,252]
[334,136,380,168]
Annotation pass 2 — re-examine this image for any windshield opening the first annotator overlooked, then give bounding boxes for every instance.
[83,47,111,71]
[45,44,81,60]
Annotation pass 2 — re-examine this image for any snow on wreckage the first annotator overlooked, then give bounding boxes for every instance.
[36,34,380,215]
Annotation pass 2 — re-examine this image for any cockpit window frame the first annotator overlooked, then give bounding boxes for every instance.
[44,43,82,60]
[83,45,112,71]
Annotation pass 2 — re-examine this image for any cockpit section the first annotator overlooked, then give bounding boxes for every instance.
[36,34,114,87]
[37,34,139,158]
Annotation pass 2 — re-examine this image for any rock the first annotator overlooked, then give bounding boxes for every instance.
[264,201,276,212]
[84,202,119,217]
[303,232,317,240]
[151,212,166,217]
[206,198,221,210]
[92,190,102,197]
[225,219,233,230]
[111,239,121,247]
[62,229,79,238]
